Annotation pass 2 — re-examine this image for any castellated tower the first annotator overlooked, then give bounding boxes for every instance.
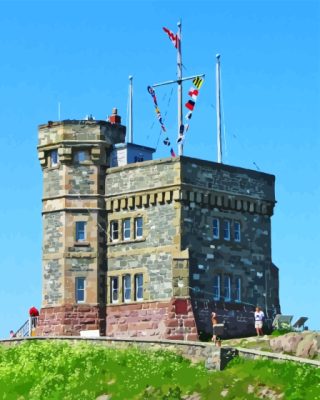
[37,115,125,335]
[36,112,280,339]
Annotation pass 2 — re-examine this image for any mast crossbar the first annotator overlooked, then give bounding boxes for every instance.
[152,74,205,88]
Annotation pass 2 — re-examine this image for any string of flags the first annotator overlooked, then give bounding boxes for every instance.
[147,85,176,157]
[177,76,204,144]
[147,26,204,155]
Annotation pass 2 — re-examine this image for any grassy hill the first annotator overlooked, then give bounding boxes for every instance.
[0,340,319,399]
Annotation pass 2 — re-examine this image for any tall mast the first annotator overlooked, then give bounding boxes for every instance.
[128,75,133,143]
[216,54,222,163]
[177,20,183,156]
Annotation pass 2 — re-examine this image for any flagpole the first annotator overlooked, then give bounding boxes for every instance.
[216,54,222,163]
[128,75,133,143]
[177,20,183,156]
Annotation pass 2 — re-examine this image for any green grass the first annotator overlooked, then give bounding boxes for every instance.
[0,341,319,399]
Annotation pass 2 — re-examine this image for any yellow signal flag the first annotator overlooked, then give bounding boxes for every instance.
[192,76,204,89]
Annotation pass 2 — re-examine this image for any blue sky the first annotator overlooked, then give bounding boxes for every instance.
[0,0,319,339]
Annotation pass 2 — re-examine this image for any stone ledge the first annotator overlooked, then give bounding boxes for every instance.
[0,336,234,370]
[236,347,320,367]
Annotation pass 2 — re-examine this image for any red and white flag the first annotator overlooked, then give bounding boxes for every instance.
[163,27,179,49]
[188,87,199,101]
[185,100,195,111]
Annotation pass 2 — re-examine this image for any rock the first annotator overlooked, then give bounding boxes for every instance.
[270,331,320,358]
[296,332,319,358]
[96,395,111,400]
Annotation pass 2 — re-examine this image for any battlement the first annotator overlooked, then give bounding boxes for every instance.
[37,119,126,168]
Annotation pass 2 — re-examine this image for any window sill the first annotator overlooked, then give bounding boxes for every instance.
[47,165,60,170]
[108,299,145,306]
[74,241,90,247]
[108,237,146,246]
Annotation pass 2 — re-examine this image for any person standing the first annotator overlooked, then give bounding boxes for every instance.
[211,312,219,344]
[254,306,265,336]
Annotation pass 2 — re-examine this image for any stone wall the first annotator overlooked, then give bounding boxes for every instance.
[105,158,180,196]
[178,158,280,337]
[37,119,124,336]
[0,337,239,371]
[180,157,275,202]
[36,305,106,336]
[106,299,198,341]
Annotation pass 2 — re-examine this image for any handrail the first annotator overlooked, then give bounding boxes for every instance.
[14,317,39,338]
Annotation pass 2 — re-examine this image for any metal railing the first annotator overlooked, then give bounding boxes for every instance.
[14,317,38,338]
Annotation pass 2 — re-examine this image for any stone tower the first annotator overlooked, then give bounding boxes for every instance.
[37,115,125,335]
[36,115,280,339]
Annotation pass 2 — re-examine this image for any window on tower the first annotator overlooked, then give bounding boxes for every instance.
[235,277,241,302]
[110,221,119,241]
[75,221,86,242]
[50,149,59,167]
[123,274,131,303]
[111,277,119,304]
[234,221,241,242]
[123,219,131,241]
[75,277,86,303]
[223,220,231,241]
[135,274,144,301]
[135,217,143,239]
[213,218,220,239]
[224,275,231,301]
[213,275,221,300]
[74,150,90,163]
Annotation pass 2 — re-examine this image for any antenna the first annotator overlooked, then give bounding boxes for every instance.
[216,54,222,163]
[128,75,133,143]
[58,102,61,121]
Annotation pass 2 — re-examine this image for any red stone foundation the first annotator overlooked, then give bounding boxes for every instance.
[36,304,106,336]
[106,298,198,341]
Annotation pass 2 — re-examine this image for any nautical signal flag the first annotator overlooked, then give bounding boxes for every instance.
[188,88,199,101]
[185,100,195,111]
[193,76,204,89]
[177,77,205,144]
[185,111,192,120]
[163,27,179,49]
[147,85,176,157]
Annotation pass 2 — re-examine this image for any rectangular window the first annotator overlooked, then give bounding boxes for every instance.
[235,277,241,302]
[223,220,230,241]
[213,275,220,300]
[213,218,219,239]
[135,274,143,301]
[110,221,119,241]
[234,221,241,242]
[123,219,131,241]
[123,274,131,303]
[135,217,143,239]
[75,277,85,303]
[75,221,86,242]
[224,275,231,301]
[74,150,90,163]
[111,277,119,304]
[50,149,59,167]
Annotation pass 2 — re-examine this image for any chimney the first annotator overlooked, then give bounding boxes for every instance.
[109,108,121,124]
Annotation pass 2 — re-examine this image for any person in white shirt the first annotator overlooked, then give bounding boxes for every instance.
[254,306,265,336]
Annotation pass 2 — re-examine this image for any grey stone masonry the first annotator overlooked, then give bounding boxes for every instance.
[105,156,280,338]
[37,116,280,339]
[38,120,125,311]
